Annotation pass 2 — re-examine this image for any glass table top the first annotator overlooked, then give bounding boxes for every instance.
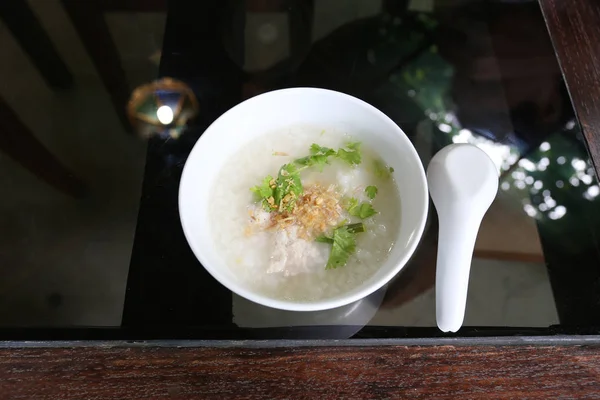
[1,0,599,340]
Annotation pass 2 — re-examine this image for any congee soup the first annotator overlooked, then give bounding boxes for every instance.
[210,126,401,302]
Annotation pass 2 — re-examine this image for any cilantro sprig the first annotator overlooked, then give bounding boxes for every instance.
[336,141,362,165]
[250,164,303,212]
[294,141,362,169]
[294,144,336,171]
[345,197,378,219]
[326,227,356,269]
[321,223,365,270]
[316,223,365,244]
[251,141,364,212]
[317,223,365,269]
[250,175,276,211]
[273,163,303,212]
[365,185,378,199]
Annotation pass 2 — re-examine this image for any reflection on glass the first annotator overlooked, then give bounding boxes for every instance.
[497,127,599,234]
[156,105,174,125]
[127,78,198,139]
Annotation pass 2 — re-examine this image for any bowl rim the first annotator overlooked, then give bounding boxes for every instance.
[179,87,429,311]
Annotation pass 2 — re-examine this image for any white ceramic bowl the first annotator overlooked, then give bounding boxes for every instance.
[179,88,428,311]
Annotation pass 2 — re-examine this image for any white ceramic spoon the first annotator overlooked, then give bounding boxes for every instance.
[427,144,499,332]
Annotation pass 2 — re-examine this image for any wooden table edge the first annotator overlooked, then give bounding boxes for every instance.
[539,0,600,175]
[2,335,600,348]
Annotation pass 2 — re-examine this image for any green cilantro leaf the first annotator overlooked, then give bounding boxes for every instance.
[374,159,394,179]
[343,198,376,219]
[335,142,362,166]
[336,149,361,165]
[344,197,359,215]
[251,142,367,214]
[310,143,336,156]
[325,226,357,270]
[250,175,274,198]
[250,175,276,211]
[251,164,303,213]
[345,141,361,151]
[365,185,378,199]
[295,142,362,170]
[315,223,364,245]
[294,144,336,171]
[294,155,329,171]
[347,201,378,219]
[315,235,334,244]
[357,203,377,219]
[273,163,303,212]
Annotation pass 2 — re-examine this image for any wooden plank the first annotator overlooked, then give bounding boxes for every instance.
[1,346,600,398]
[539,0,600,175]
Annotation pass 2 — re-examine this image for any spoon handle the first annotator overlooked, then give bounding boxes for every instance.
[435,207,481,332]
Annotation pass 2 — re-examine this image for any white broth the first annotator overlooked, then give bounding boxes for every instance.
[209,126,401,302]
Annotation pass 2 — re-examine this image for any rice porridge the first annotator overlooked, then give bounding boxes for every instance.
[209,126,401,302]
